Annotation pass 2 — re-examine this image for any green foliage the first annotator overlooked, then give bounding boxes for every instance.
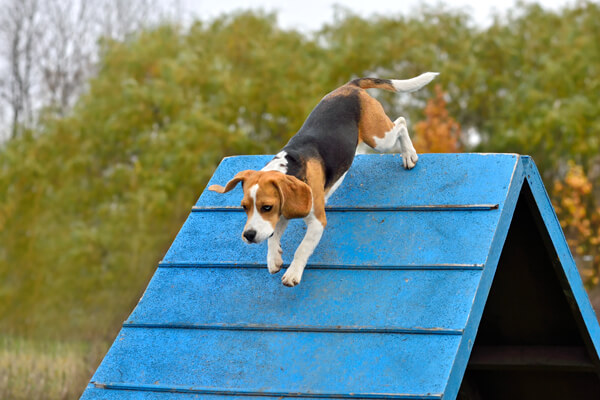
[1,2,599,347]
[321,2,600,179]
[0,24,258,340]
[468,2,600,176]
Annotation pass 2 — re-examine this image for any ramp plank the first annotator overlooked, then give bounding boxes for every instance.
[91,328,456,397]
[163,210,499,267]
[198,154,518,209]
[127,268,479,332]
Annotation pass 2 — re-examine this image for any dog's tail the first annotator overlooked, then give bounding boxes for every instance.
[349,72,439,93]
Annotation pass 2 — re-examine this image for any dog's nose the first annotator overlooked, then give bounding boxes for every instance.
[243,230,257,242]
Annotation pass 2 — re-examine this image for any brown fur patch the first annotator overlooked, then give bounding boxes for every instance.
[357,90,394,148]
[271,173,313,220]
[352,78,395,91]
[321,84,393,148]
[305,159,327,227]
[208,170,257,193]
[324,84,360,99]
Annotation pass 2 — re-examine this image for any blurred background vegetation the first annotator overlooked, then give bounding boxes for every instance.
[0,0,599,398]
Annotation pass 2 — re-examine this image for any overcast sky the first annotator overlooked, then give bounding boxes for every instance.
[179,0,577,31]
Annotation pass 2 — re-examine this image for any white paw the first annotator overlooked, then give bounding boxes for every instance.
[394,116,407,127]
[281,266,303,287]
[402,148,419,169]
[267,246,283,274]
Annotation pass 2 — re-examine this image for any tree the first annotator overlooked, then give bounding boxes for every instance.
[2,1,600,342]
[553,162,600,287]
[0,13,326,340]
[0,0,173,140]
[2,5,600,397]
[0,0,39,139]
[413,85,462,153]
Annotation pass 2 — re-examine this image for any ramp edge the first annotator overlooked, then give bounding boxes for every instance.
[90,382,443,399]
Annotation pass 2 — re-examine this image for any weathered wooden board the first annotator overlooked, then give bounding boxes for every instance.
[127,268,480,332]
[197,153,518,209]
[162,210,499,267]
[90,328,457,398]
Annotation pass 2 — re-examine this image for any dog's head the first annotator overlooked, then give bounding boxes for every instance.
[209,170,312,244]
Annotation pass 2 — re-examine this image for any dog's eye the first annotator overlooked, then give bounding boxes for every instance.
[261,205,272,212]
[241,204,248,211]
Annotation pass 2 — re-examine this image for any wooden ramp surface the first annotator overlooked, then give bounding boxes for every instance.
[81,154,600,400]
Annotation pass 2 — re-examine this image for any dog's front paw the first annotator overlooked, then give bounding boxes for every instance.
[402,148,419,169]
[281,265,303,287]
[267,246,283,274]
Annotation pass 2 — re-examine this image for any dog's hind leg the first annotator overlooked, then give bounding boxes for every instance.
[362,115,418,169]
[357,92,418,169]
[267,217,288,274]
[393,116,419,169]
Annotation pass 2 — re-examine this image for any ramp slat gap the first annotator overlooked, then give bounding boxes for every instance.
[121,322,464,335]
[158,262,485,270]
[192,204,499,212]
[92,382,443,399]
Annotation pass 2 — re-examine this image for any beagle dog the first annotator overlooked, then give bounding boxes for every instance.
[209,72,438,286]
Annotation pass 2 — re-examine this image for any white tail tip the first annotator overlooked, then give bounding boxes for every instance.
[391,72,440,93]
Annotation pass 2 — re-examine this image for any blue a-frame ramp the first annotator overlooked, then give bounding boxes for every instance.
[82,154,600,400]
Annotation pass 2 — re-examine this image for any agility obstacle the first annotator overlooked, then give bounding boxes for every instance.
[82,154,600,399]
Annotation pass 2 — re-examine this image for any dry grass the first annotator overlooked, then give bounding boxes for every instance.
[0,336,104,400]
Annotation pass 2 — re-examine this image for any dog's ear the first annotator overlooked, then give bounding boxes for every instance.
[208,170,256,193]
[272,174,312,219]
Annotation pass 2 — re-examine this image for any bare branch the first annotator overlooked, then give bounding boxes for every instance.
[0,0,171,140]
[0,0,40,138]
